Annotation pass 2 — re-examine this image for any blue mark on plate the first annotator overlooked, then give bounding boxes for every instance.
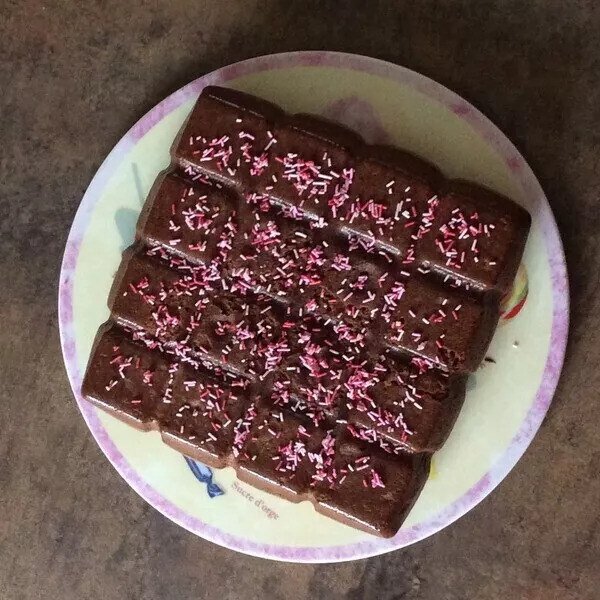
[114,163,147,251]
[184,456,225,498]
[115,207,139,251]
[131,162,145,206]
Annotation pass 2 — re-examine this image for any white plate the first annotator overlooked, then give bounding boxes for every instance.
[59,52,568,562]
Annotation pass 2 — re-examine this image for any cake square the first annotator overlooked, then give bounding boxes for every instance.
[110,248,199,343]
[226,207,318,301]
[336,146,442,260]
[255,114,360,220]
[266,315,362,426]
[137,170,239,265]
[236,403,335,497]
[313,429,430,537]
[378,275,497,372]
[159,361,250,466]
[173,86,283,188]
[82,325,172,428]
[413,180,531,293]
[183,290,287,377]
[345,354,467,453]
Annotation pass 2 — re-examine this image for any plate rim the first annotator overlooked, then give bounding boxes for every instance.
[58,50,569,563]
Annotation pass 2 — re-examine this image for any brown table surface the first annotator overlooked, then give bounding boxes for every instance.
[1,1,599,598]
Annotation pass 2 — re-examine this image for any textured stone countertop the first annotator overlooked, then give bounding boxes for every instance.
[1,1,599,598]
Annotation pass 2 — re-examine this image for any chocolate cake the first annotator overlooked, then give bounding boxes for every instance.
[82,85,530,537]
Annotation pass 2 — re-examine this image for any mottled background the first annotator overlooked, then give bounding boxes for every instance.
[1,1,599,599]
